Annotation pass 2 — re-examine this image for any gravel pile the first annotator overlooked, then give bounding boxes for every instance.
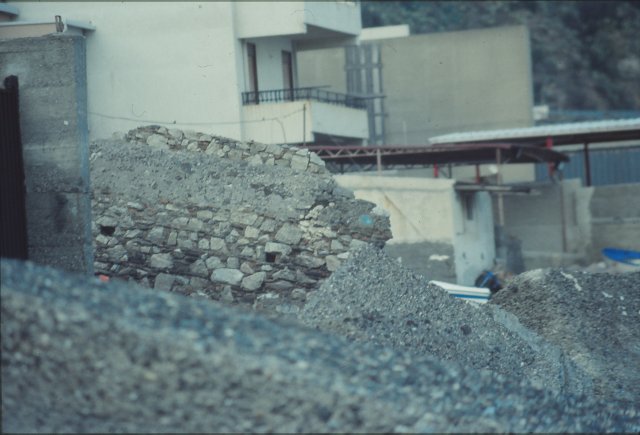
[300,245,594,398]
[2,258,639,433]
[490,268,640,406]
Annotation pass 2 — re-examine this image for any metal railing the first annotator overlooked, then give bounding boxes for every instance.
[242,86,367,109]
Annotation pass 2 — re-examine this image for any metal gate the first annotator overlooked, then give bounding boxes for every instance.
[0,75,28,260]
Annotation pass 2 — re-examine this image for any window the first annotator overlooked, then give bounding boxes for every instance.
[282,50,293,100]
[247,43,258,103]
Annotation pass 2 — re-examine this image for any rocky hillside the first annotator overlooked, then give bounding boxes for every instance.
[362,0,640,111]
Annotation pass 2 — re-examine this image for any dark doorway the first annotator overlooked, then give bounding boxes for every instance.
[247,42,259,104]
[282,50,294,100]
[0,75,28,260]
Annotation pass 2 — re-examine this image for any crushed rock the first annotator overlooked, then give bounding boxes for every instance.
[490,268,640,406]
[2,258,639,433]
[300,244,595,398]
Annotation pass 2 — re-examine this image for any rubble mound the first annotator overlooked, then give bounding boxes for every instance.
[300,245,594,397]
[3,259,639,433]
[89,127,390,308]
[490,269,640,406]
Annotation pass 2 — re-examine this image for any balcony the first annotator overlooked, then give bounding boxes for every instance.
[242,86,366,109]
[241,87,368,145]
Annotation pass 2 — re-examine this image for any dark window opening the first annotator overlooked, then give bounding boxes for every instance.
[282,50,293,100]
[462,194,474,220]
[247,42,258,104]
[265,252,277,263]
[100,225,116,236]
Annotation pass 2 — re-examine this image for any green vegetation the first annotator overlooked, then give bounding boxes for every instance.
[361,1,640,111]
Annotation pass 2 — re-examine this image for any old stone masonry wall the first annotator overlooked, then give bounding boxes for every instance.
[90,126,391,312]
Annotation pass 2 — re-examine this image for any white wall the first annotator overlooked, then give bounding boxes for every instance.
[452,191,496,285]
[310,100,368,139]
[241,99,367,144]
[335,175,496,284]
[235,1,360,39]
[11,2,245,141]
[334,175,457,244]
[243,37,294,92]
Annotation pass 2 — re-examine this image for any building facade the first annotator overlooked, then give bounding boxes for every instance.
[1,1,368,144]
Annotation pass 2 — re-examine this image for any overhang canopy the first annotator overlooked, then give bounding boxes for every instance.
[306,142,568,167]
[429,118,640,147]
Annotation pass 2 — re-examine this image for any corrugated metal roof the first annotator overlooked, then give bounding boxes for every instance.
[429,118,640,145]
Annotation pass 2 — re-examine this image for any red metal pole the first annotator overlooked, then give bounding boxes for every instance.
[546,136,555,178]
[433,164,439,178]
[475,164,481,183]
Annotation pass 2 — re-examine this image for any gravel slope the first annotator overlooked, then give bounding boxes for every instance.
[490,268,640,406]
[300,245,593,398]
[3,258,639,433]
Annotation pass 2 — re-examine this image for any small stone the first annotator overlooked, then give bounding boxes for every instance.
[241,271,267,291]
[147,134,169,149]
[187,142,199,152]
[290,154,309,171]
[275,223,302,245]
[325,255,341,272]
[273,268,296,281]
[211,268,243,285]
[240,262,255,274]
[198,239,210,250]
[265,242,291,256]
[187,218,203,231]
[148,227,165,244]
[220,286,234,303]
[226,257,240,269]
[126,201,145,211]
[196,210,214,220]
[247,154,263,166]
[149,253,173,269]
[167,231,178,246]
[189,259,209,277]
[154,273,177,291]
[291,288,307,300]
[205,256,223,270]
[210,237,226,251]
[240,247,255,258]
[168,128,183,140]
[106,245,127,262]
[244,226,260,239]
[330,239,345,251]
[295,254,325,269]
[260,219,277,232]
[230,211,258,226]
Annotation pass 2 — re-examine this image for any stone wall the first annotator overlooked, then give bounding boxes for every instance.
[90,126,391,312]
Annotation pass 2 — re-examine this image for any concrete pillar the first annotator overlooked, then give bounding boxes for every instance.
[0,35,93,273]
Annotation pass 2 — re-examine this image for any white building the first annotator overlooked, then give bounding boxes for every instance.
[0,1,368,144]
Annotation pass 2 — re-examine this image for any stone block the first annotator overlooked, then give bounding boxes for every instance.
[154,273,177,291]
[275,223,303,245]
[241,272,267,291]
[149,253,173,270]
[211,268,243,285]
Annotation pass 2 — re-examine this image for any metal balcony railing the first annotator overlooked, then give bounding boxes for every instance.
[242,86,367,109]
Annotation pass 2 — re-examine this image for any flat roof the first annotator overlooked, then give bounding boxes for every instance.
[429,118,640,147]
[0,19,95,31]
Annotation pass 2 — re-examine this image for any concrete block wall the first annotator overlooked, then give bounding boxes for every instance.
[0,34,93,273]
[588,183,640,261]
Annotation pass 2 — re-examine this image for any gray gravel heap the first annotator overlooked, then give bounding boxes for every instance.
[490,268,640,406]
[3,258,639,433]
[300,245,594,398]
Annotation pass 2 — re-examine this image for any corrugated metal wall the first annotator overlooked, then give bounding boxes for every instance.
[536,145,640,186]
